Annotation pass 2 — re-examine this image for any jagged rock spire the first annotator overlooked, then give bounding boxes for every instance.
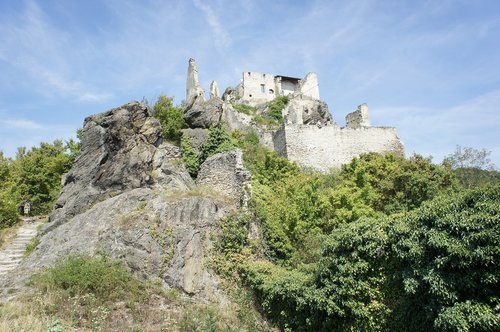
[186,58,205,105]
[210,80,220,99]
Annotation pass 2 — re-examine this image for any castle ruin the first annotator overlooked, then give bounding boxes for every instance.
[185,58,404,172]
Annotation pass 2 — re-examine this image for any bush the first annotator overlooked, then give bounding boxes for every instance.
[180,136,201,178]
[200,126,236,161]
[388,187,500,331]
[266,96,288,121]
[30,255,144,303]
[0,189,18,228]
[153,95,186,142]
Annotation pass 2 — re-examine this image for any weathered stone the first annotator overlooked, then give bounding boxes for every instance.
[47,101,193,232]
[186,58,205,107]
[184,97,224,129]
[283,96,333,126]
[181,128,209,157]
[296,72,320,100]
[196,150,252,208]
[345,103,370,128]
[209,80,219,99]
[6,188,230,298]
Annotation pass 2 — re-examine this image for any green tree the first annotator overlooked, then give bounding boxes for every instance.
[388,187,500,331]
[0,151,19,227]
[338,153,457,214]
[443,146,499,189]
[65,128,83,162]
[200,126,236,161]
[152,95,185,141]
[11,140,73,215]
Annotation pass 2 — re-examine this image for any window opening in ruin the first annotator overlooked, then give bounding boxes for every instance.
[248,72,251,76]
[260,84,265,93]
[269,89,274,94]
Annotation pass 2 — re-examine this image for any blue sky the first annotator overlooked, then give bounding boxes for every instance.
[1,0,499,166]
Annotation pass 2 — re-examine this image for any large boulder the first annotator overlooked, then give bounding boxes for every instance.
[184,97,223,129]
[48,102,194,231]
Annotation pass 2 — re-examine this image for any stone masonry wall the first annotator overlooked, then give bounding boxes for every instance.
[242,71,277,105]
[276,125,404,172]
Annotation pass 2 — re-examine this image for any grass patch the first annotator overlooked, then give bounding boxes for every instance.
[231,102,257,115]
[29,255,144,302]
[24,237,40,257]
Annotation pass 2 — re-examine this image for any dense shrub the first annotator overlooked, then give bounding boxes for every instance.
[266,96,288,121]
[338,152,457,214]
[180,136,201,178]
[245,187,500,331]
[30,255,144,303]
[152,95,186,141]
[388,187,500,331]
[0,190,18,228]
[200,126,236,161]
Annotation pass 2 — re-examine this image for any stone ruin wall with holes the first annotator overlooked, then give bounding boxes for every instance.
[185,58,404,172]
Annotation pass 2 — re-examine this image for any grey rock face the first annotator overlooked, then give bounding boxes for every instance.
[9,188,230,297]
[184,97,224,129]
[48,101,194,231]
[0,99,257,301]
[284,97,333,126]
[181,128,208,157]
[197,150,252,208]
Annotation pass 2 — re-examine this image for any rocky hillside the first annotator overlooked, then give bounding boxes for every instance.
[1,101,251,300]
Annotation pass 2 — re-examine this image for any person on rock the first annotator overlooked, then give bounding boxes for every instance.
[24,199,31,217]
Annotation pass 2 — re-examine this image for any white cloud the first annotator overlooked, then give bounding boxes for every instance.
[0,119,43,130]
[372,89,500,165]
[193,0,231,48]
[0,0,113,103]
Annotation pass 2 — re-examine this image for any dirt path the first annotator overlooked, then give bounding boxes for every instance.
[0,218,43,278]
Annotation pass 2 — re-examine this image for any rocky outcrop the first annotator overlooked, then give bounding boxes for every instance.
[48,102,193,232]
[184,97,224,129]
[210,80,219,99]
[186,58,205,107]
[0,99,255,301]
[11,188,229,297]
[197,150,252,208]
[283,96,333,126]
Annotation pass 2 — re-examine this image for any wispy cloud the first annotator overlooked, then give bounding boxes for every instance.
[0,0,113,103]
[193,0,231,48]
[0,119,43,130]
[372,89,500,164]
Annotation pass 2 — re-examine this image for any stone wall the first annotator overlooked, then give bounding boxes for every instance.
[242,71,277,105]
[345,103,370,128]
[275,124,404,172]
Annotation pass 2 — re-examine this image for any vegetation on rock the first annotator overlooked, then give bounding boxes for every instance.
[152,95,186,141]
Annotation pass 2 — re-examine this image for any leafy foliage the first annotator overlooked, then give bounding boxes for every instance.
[245,187,500,331]
[200,126,236,161]
[388,187,500,331]
[153,95,186,141]
[8,140,73,215]
[180,136,201,178]
[30,255,144,302]
[231,102,257,115]
[338,152,457,214]
[266,95,288,121]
